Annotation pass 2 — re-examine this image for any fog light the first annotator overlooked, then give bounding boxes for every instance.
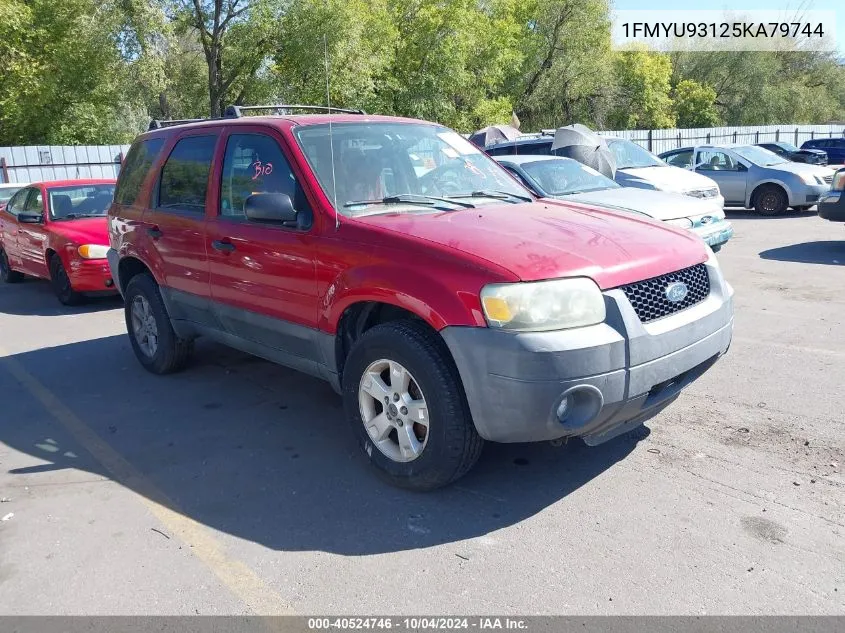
[105,278,114,287]
[556,395,573,422]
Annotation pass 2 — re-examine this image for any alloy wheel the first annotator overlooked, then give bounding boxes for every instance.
[131,295,159,358]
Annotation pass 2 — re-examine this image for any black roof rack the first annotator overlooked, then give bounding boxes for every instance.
[148,118,207,131]
[224,104,366,118]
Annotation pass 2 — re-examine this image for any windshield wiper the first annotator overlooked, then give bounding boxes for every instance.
[343,193,475,210]
[59,213,106,220]
[447,189,533,203]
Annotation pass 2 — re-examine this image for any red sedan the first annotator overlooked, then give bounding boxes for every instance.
[0,179,117,305]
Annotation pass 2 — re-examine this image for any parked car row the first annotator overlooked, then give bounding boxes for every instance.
[2,108,737,490]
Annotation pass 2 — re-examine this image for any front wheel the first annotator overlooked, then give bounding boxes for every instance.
[124,273,193,374]
[49,254,84,305]
[0,247,24,283]
[754,184,788,216]
[342,320,483,490]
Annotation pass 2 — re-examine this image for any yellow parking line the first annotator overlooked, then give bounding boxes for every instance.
[0,349,293,615]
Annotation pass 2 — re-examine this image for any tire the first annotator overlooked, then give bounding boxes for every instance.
[0,247,24,283]
[124,273,194,374]
[754,184,788,216]
[49,254,84,305]
[342,320,483,491]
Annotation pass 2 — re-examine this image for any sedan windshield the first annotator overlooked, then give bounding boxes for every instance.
[607,139,664,169]
[48,184,116,220]
[775,142,798,152]
[521,158,618,195]
[733,145,788,167]
[294,122,531,217]
[0,186,23,204]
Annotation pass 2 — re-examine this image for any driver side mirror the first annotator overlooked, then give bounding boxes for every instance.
[244,193,301,228]
[18,212,43,224]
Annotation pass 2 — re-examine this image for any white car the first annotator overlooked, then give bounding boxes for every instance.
[604,138,725,211]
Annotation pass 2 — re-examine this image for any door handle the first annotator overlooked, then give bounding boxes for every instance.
[211,239,236,253]
[147,226,163,239]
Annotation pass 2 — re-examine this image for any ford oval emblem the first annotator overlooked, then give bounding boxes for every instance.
[700,215,713,225]
[665,282,689,303]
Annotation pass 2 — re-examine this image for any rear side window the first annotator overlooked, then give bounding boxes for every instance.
[115,138,164,205]
[158,135,216,212]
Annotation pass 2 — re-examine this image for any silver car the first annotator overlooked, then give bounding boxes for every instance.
[495,155,733,250]
[660,144,835,215]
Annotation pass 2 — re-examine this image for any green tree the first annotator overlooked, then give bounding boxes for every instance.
[673,79,720,128]
[607,47,675,129]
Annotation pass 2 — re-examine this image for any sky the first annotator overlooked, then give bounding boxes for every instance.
[613,0,843,55]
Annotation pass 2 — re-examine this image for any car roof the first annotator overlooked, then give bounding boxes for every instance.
[29,179,116,188]
[137,113,436,141]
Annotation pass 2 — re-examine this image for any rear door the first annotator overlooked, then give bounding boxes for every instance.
[0,188,29,266]
[205,127,322,367]
[18,186,50,278]
[142,132,221,328]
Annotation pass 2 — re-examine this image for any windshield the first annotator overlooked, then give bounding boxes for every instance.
[294,122,531,216]
[521,158,618,195]
[48,184,116,219]
[607,138,664,169]
[733,145,788,167]
[0,186,23,203]
[776,142,798,152]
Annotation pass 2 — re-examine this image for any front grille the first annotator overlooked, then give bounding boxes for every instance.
[621,264,710,323]
[823,174,834,184]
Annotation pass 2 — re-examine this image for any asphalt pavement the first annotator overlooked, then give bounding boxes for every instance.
[0,208,843,615]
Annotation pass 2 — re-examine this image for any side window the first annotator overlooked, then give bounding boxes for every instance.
[5,189,29,217]
[664,150,693,168]
[24,189,43,213]
[220,133,311,222]
[115,138,165,205]
[697,150,736,171]
[486,144,515,157]
[158,135,216,212]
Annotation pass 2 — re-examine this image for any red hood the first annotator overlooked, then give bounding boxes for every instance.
[353,201,708,289]
[48,217,109,245]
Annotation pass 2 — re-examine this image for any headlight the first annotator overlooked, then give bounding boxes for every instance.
[480,278,606,331]
[666,217,693,229]
[77,244,109,259]
[798,173,822,185]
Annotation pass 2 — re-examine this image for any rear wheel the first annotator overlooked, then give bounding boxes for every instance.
[754,184,788,216]
[49,254,84,305]
[124,273,193,374]
[0,247,24,283]
[342,320,483,490]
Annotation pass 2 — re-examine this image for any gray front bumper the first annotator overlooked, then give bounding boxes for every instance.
[441,259,733,445]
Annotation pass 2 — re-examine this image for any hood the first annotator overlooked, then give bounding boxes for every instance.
[48,217,109,245]
[353,201,707,290]
[766,161,834,178]
[563,187,719,221]
[796,148,827,157]
[616,165,719,193]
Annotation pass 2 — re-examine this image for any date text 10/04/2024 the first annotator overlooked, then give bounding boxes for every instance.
[622,22,825,39]
[307,618,528,630]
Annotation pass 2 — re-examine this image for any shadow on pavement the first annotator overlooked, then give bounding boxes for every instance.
[724,208,814,220]
[759,241,845,266]
[0,278,122,315]
[0,331,644,555]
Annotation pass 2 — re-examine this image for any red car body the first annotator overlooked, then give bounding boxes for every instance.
[108,113,733,488]
[0,179,117,301]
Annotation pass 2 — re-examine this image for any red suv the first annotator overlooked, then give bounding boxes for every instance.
[108,106,733,489]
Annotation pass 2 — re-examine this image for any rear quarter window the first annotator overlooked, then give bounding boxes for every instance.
[115,138,164,205]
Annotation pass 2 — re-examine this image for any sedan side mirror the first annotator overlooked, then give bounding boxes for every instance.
[18,212,43,224]
[244,193,298,227]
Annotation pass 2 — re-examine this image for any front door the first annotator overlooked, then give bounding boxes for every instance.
[695,149,748,204]
[17,187,49,277]
[206,128,321,364]
[142,133,220,327]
